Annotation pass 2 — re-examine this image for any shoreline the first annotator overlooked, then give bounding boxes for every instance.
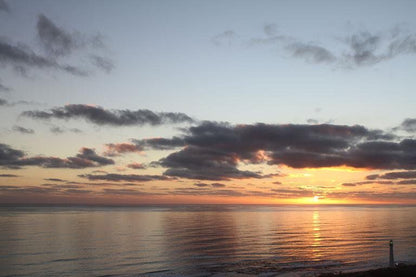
[318,264,416,277]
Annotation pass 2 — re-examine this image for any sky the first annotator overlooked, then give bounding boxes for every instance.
[1,0,416,205]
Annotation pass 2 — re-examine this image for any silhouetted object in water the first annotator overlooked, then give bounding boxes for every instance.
[389,240,394,268]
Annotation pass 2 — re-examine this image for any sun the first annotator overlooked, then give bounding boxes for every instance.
[313,196,320,202]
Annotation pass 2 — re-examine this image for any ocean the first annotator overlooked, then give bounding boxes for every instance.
[0,205,415,276]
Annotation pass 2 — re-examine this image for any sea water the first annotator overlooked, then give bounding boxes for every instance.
[1,205,415,276]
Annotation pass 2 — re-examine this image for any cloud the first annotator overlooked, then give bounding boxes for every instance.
[0,0,9,13]
[50,126,82,134]
[104,143,142,156]
[0,144,114,169]
[0,174,19,177]
[36,14,114,73]
[127,162,146,169]
[22,104,194,126]
[37,14,78,57]
[90,55,114,73]
[160,145,266,181]
[286,42,335,63]
[79,173,170,182]
[133,137,185,150]
[397,179,416,185]
[144,121,414,180]
[216,25,416,68]
[0,143,25,168]
[0,39,87,76]
[12,125,34,134]
[44,178,66,182]
[366,170,416,180]
[211,182,226,188]
[400,118,416,132]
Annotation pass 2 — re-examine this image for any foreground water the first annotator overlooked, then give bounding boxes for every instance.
[0,205,415,276]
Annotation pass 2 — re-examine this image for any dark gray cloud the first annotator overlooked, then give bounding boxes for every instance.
[400,118,416,132]
[343,31,383,66]
[50,126,82,134]
[341,180,394,187]
[366,170,416,180]
[193,182,226,188]
[36,14,113,73]
[0,174,19,177]
[79,173,170,182]
[90,55,114,73]
[0,0,9,13]
[22,104,194,126]
[12,125,34,134]
[397,179,416,185]
[0,39,87,76]
[160,145,265,181]
[133,137,185,150]
[101,188,154,196]
[44,178,66,182]
[211,182,226,188]
[0,98,7,106]
[37,14,77,57]
[146,121,413,180]
[0,143,25,168]
[0,144,114,169]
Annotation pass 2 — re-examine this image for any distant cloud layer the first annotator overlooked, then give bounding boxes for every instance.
[22,104,194,126]
[213,25,416,68]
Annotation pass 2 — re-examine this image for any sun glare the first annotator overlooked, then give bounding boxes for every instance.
[313,196,320,202]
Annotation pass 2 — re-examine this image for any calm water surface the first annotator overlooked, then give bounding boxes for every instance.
[0,205,415,276]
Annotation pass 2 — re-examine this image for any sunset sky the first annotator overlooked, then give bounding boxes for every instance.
[1,0,416,205]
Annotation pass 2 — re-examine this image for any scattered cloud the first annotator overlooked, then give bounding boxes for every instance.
[137,121,413,180]
[127,162,146,170]
[215,25,416,68]
[22,104,194,126]
[0,144,114,169]
[366,170,416,180]
[399,118,416,132]
[37,14,79,57]
[50,126,82,134]
[44,178,67,182]
[133,137,185,150]
[286,42,335,64]
[0,174,19,177]
[104,143,142,156]
[79,173,170,182]
[12,125,35,134]
[90,55,114,73]
[0,39,87,76]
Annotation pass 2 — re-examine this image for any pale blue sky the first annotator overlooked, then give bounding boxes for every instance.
[2,0,415,130]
